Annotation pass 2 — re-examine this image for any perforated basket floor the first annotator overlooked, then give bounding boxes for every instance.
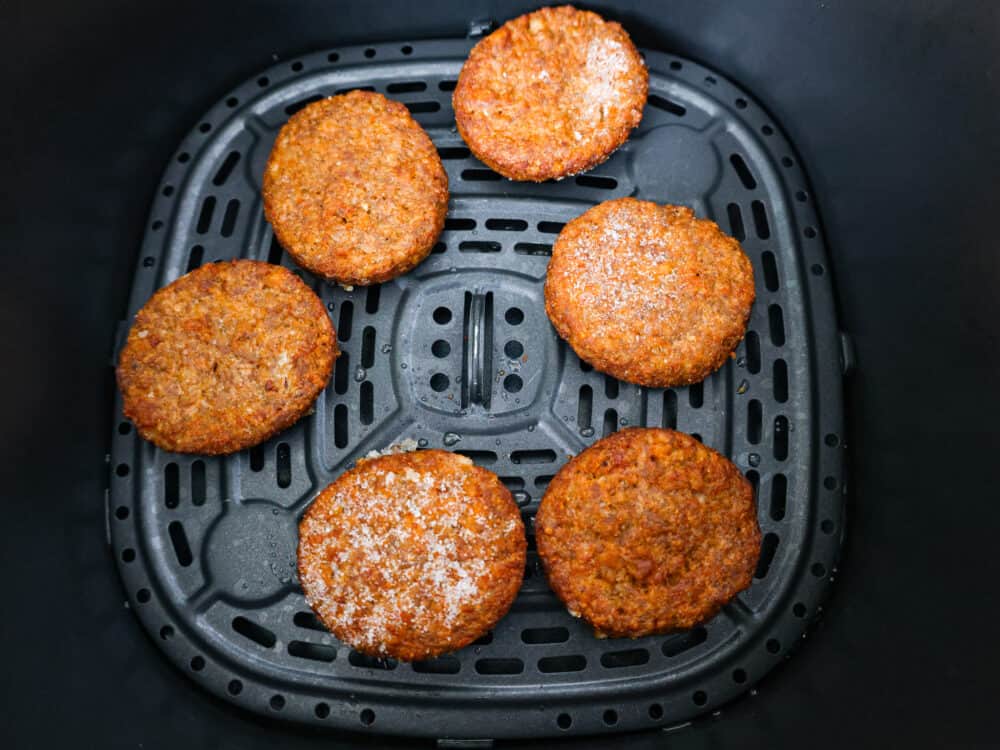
[108,36,846,740]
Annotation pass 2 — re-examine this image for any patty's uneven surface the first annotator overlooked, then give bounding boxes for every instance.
[453,5,647,181]
[536,428,760,637]
[545,198,755,387]
[263,90,448,285]
[298,450,526,661]
[117,260,336,454]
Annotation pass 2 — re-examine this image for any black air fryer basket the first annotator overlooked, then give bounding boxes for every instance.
[6,2,1000,749]
[108,34,844,739]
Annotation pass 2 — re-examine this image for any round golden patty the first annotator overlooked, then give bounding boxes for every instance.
[545,198,755,387]
[536,428,760,637]
[298,450,526,661]
[117,260,337,454]
[263,90,448,285]
[453,5,648,181]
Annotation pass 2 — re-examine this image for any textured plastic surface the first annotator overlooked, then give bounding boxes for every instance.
[108,38,845,740]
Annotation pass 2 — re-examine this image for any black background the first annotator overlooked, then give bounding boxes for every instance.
[3,1,999,747]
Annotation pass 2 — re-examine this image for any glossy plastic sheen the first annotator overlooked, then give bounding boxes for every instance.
[108,38,845,740]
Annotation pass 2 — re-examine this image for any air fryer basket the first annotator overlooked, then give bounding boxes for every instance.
[107,36,845,740]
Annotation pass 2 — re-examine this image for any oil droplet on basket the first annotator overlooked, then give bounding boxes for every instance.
[354,367,367,382]
[443,432,462,447]
[400,362,407,369]
[748,453,761,467]
[736,379,749,394]
[580,427,595,437]
[327,302,335,312]
[527,425,535,432]
[418,438,429,447]
[272,508,279,515]
[620,417,628,425]
[736,356,746,368]
[512,491,529,505]
[380,343,392,354]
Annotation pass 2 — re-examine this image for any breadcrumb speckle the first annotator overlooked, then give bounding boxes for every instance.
[364,438,419,459]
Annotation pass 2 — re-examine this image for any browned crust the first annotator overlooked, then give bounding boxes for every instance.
[453,5,648,181]
[535,428,761,637]
[544,197,755,387]
[116,260,337,454]
[297,450,527,661]
[262,90,449,285]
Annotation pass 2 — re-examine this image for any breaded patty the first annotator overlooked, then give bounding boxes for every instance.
[536,428,760,637]
[117,260,337,454]
[453,5,648,181]
[298,450,526,661]
[545,198,755,387]
[263,90,448,285]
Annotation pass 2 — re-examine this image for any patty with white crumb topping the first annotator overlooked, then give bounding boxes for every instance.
[544,198,755,387]
[453,5,648,181]
[298,450,526,661]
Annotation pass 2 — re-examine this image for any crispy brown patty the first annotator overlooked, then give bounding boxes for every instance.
[453,5,648,181]
[117,260,337,454]
[536,428,760,637]
[545,198,755,387]
[263,90,448,285]
[298,450,526,661]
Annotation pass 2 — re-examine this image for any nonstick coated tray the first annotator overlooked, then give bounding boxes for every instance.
[107,34,846,740]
